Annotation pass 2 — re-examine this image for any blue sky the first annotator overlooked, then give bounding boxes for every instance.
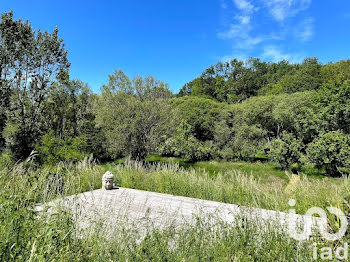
[1,0,350,93]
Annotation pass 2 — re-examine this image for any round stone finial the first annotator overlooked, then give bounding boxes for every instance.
[102,171,114,190]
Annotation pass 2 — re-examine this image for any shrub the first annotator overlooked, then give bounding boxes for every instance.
[159,121,199,161]
[0,150,14,167]
[306,131,350,177]
[36,131,88,164]
[231,124,266,160]
[268,132,303,170]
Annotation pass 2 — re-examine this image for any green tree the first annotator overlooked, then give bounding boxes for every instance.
[159,120,216,161]
[318,82,350,134]
[321,59,350,86]
[42,77,90,138]
[95,70,175,160]
[36,131,88,164]
[269,132,303,170]
[277,58,322,93]
[306,131,350,177]
[231,124,266,160]
[0,11,69,159]
[170,96,228,142]
[271,91,321,143]
[231,95,276,139]
[41,77,107,160]
[159,120,199,161]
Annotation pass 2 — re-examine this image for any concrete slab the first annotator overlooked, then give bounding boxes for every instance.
[36,187,322,239]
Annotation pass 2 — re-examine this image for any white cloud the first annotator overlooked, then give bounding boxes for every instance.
[241,36,265,47]
[217,23,250,40]
[217,22,270,50]
[217,0,312,62]
[235,15,251,25]
[218,0,268,49]
[295,18,314,42]
[233,0,255,13]
[261,46,303,63]
[262,0,312,22]
[218,20,278,50]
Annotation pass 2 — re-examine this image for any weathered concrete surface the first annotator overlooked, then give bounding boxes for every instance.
[36,187,321,238]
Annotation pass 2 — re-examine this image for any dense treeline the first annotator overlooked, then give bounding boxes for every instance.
[1,12,350,177]
[178,57,324,102]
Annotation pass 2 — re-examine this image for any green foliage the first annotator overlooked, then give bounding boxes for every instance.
[174,57,350,174]
[277,58,322,93]
[231,91,320,140]
[258,83,284,96]
[43,78,91,138]
[0,11,69,159]
[170,96,228,141]
[231,124,266,160]
[180,57,323,102]
[271,91,321,143]
[95,70,175,160]
[318,82,350,134]
[321,59,350,86]
[159,121,217,161]
[36,131,88,164]
[42,77,107,160]
[269,132,303,170]
[306,131,350,177]
[0,160,91,261]
[0,150,14,167]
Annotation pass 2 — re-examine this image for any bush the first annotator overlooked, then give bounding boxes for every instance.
[159,121,218,162]
[36,131,88,164]
[306,131,350,177]
[195,140,218,161]
[268,132,303,170]
[231,124,266,160]
[0,151,14,167]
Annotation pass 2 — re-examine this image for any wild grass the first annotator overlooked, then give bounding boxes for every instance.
[145,154,324,180]
[78,215,317,261]
[102,160,348,215]
[0,157,349,261]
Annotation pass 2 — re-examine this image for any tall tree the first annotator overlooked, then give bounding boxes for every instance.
[0,11,70,158]
[95,70,175,160]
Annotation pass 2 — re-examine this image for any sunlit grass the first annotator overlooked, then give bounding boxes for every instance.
[100,160,348,215]
[1,157,349,261]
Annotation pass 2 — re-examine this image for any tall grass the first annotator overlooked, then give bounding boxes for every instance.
[103,160,349,215]
[78,215,317,261]
[0,158,348,261]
